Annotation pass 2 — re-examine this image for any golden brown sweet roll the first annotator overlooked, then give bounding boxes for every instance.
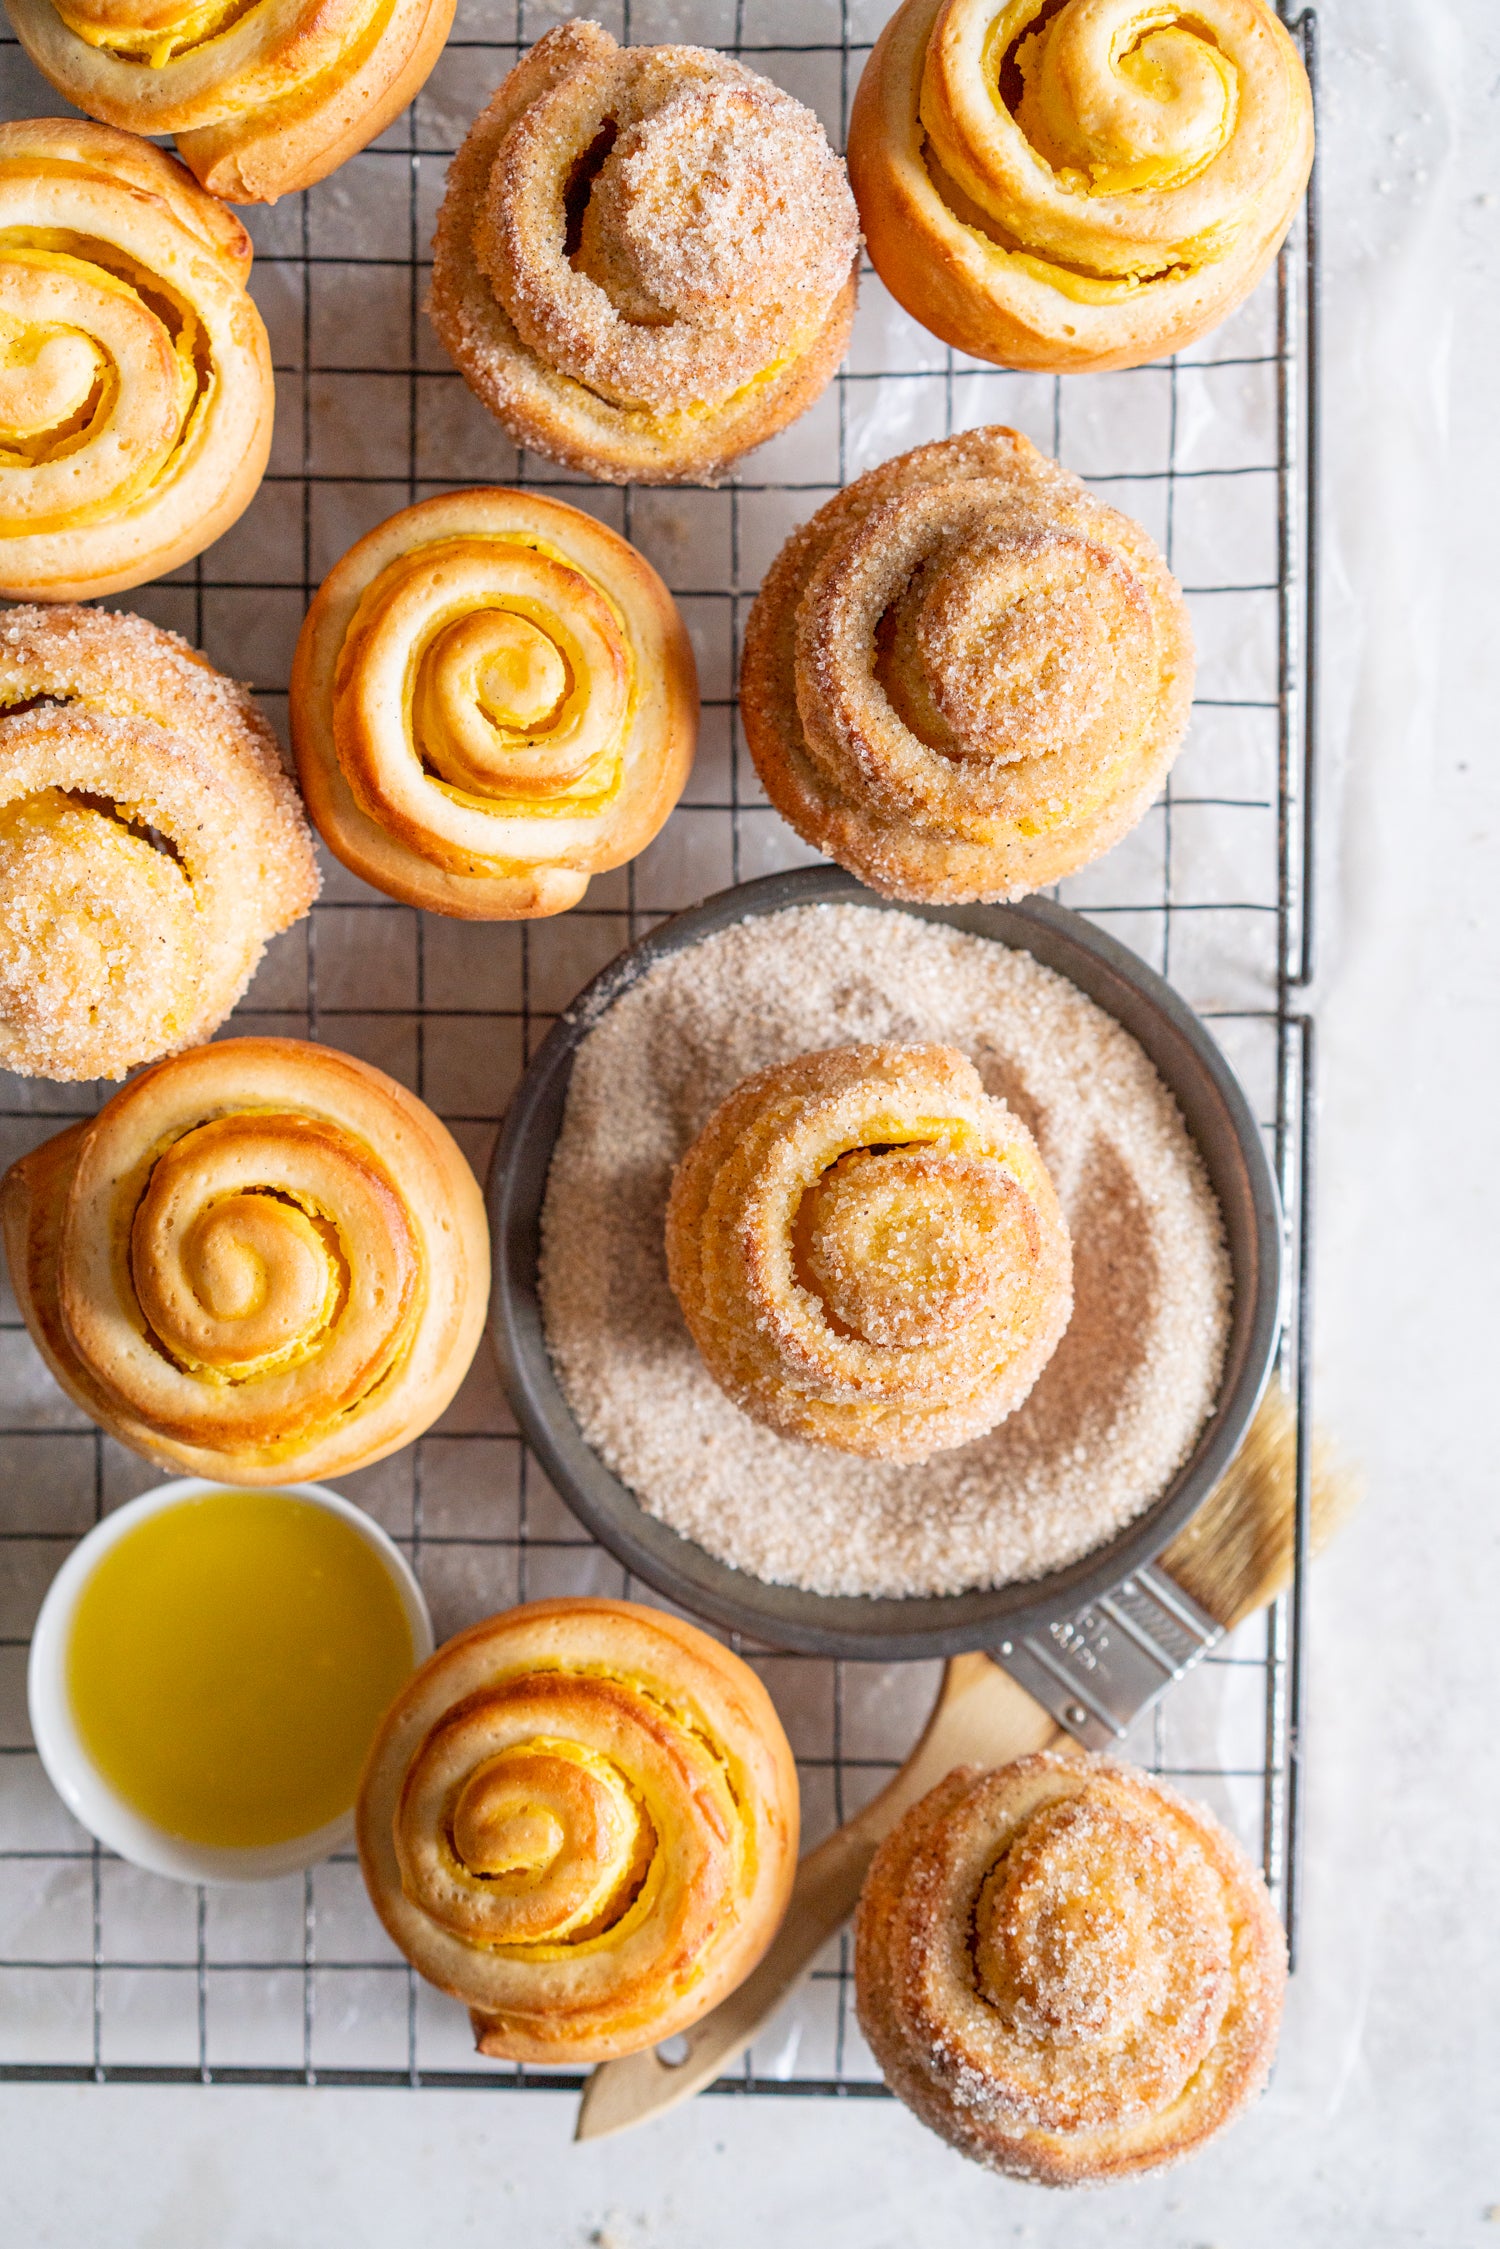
[0,122,273,599]
[428,22,861,484]
[741,426,1193,903]
[665,1041,1071,1462]
[847,0,1312,372]
[292,488,696,918]
[1,1037,489,1482]
[357,1598,799,2062]
[0,605,317,1081]
[856,1752,1286,2183]
[5,0,453,203]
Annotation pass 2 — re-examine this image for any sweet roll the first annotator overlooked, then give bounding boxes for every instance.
[428,22,861,484]
[665,1041,1072,1462]
[0,604,317,1082]
[740,426,1193,903]
[846,0,1313,371]
[0,122,274,598]
[357,1598,799,2061]
[5,0,454,203]
[1,1037,490,1481]
[292,487,697,917]
[855,1751,1287,2182]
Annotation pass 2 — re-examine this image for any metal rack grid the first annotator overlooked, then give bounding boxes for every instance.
[0,6,1319,2091]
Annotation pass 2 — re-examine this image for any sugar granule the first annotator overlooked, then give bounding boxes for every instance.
[539,903,1230,1599]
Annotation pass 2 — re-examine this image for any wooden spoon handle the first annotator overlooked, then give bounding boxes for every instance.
[575,1656,1061,2141]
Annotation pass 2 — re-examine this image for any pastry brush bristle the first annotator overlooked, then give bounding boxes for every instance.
[1159,1386,1360,1633]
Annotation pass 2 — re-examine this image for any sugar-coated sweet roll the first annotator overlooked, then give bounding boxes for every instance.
[428,21,861,484]
[2,1038,490,1483]
[846,0,1312,373]
[5,0,453,203]
[358,1598,799,2062]
[665,1041,1072,1462]
[292,488,697,918]
[856,1752,1286,2183]
[0,606,317,1082]
[0,122,274,598]
[741,427,1193,903]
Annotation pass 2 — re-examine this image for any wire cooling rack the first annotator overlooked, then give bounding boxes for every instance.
[0,7,1320,2090]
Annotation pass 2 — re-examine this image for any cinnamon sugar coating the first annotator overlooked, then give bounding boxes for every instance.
[665,1040,1072,1461]
[855,1752,1286,2184]
[0,605,317,1081]
[742,426,1194,903]
[428,22,860,484]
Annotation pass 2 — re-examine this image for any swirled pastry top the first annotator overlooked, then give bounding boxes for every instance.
[292,487,697,920]
[0,121,273,598]
[666,1041,1072,1462]
[428,22,861,484]
[5,0,454,203]
[0,605,317,1082]
[846,0,1312,371]
[741,426,1193,904]
[0,1037,490,1484]
[357,1598,799,2063]
[855,1752,1286,2183]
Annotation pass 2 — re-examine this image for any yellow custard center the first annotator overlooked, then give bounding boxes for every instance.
[67,1491,415,1849]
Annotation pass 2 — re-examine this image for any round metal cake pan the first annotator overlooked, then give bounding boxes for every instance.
[488,866,1283,1661]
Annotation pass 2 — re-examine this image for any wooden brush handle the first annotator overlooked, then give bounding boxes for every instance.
[574,1655,1062,2141]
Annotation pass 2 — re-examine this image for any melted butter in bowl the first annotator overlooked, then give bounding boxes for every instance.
[29,1479,433,1883]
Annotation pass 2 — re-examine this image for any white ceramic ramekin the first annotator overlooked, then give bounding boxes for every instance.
[27,1477,433,1885]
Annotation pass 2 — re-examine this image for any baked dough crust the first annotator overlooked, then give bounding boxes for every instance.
[358,1598,799,2063]
[1,1036,490,1483]
[5,0,454,203]
[856,1751,1286,2183]
[292,487,698,918]
[0,604,316,1081]
[741,426,1193,903]
[0,120,273,597]
[846,0,1313,373]
[666,1040,1072,1461]
[428,21,860,484]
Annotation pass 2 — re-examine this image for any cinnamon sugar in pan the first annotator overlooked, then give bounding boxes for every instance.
[538,904,1230,1600]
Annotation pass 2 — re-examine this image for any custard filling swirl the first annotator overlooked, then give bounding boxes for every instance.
[0,238,205,537]
[920,0,1307,297]
[72,1106,425,1447]
[667,1041,1073,1462]
[394,1667,743,2001]
[333,533,635,871]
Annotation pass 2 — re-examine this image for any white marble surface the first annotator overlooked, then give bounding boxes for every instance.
[4,0,1499,2237]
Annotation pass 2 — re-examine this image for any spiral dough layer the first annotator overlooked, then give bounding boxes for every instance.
[0,605,317,1082]
[666,1041,1072,1462]
[292,487,697,917]
[429,21,861,484]
[741,426,1193,903]
[0,1037,490,1482]
[856,1752,1286,2184]
[846,0,1313,372]
[358,1599,799,2062]
[6,0,454,203]
[0,121,274,599]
